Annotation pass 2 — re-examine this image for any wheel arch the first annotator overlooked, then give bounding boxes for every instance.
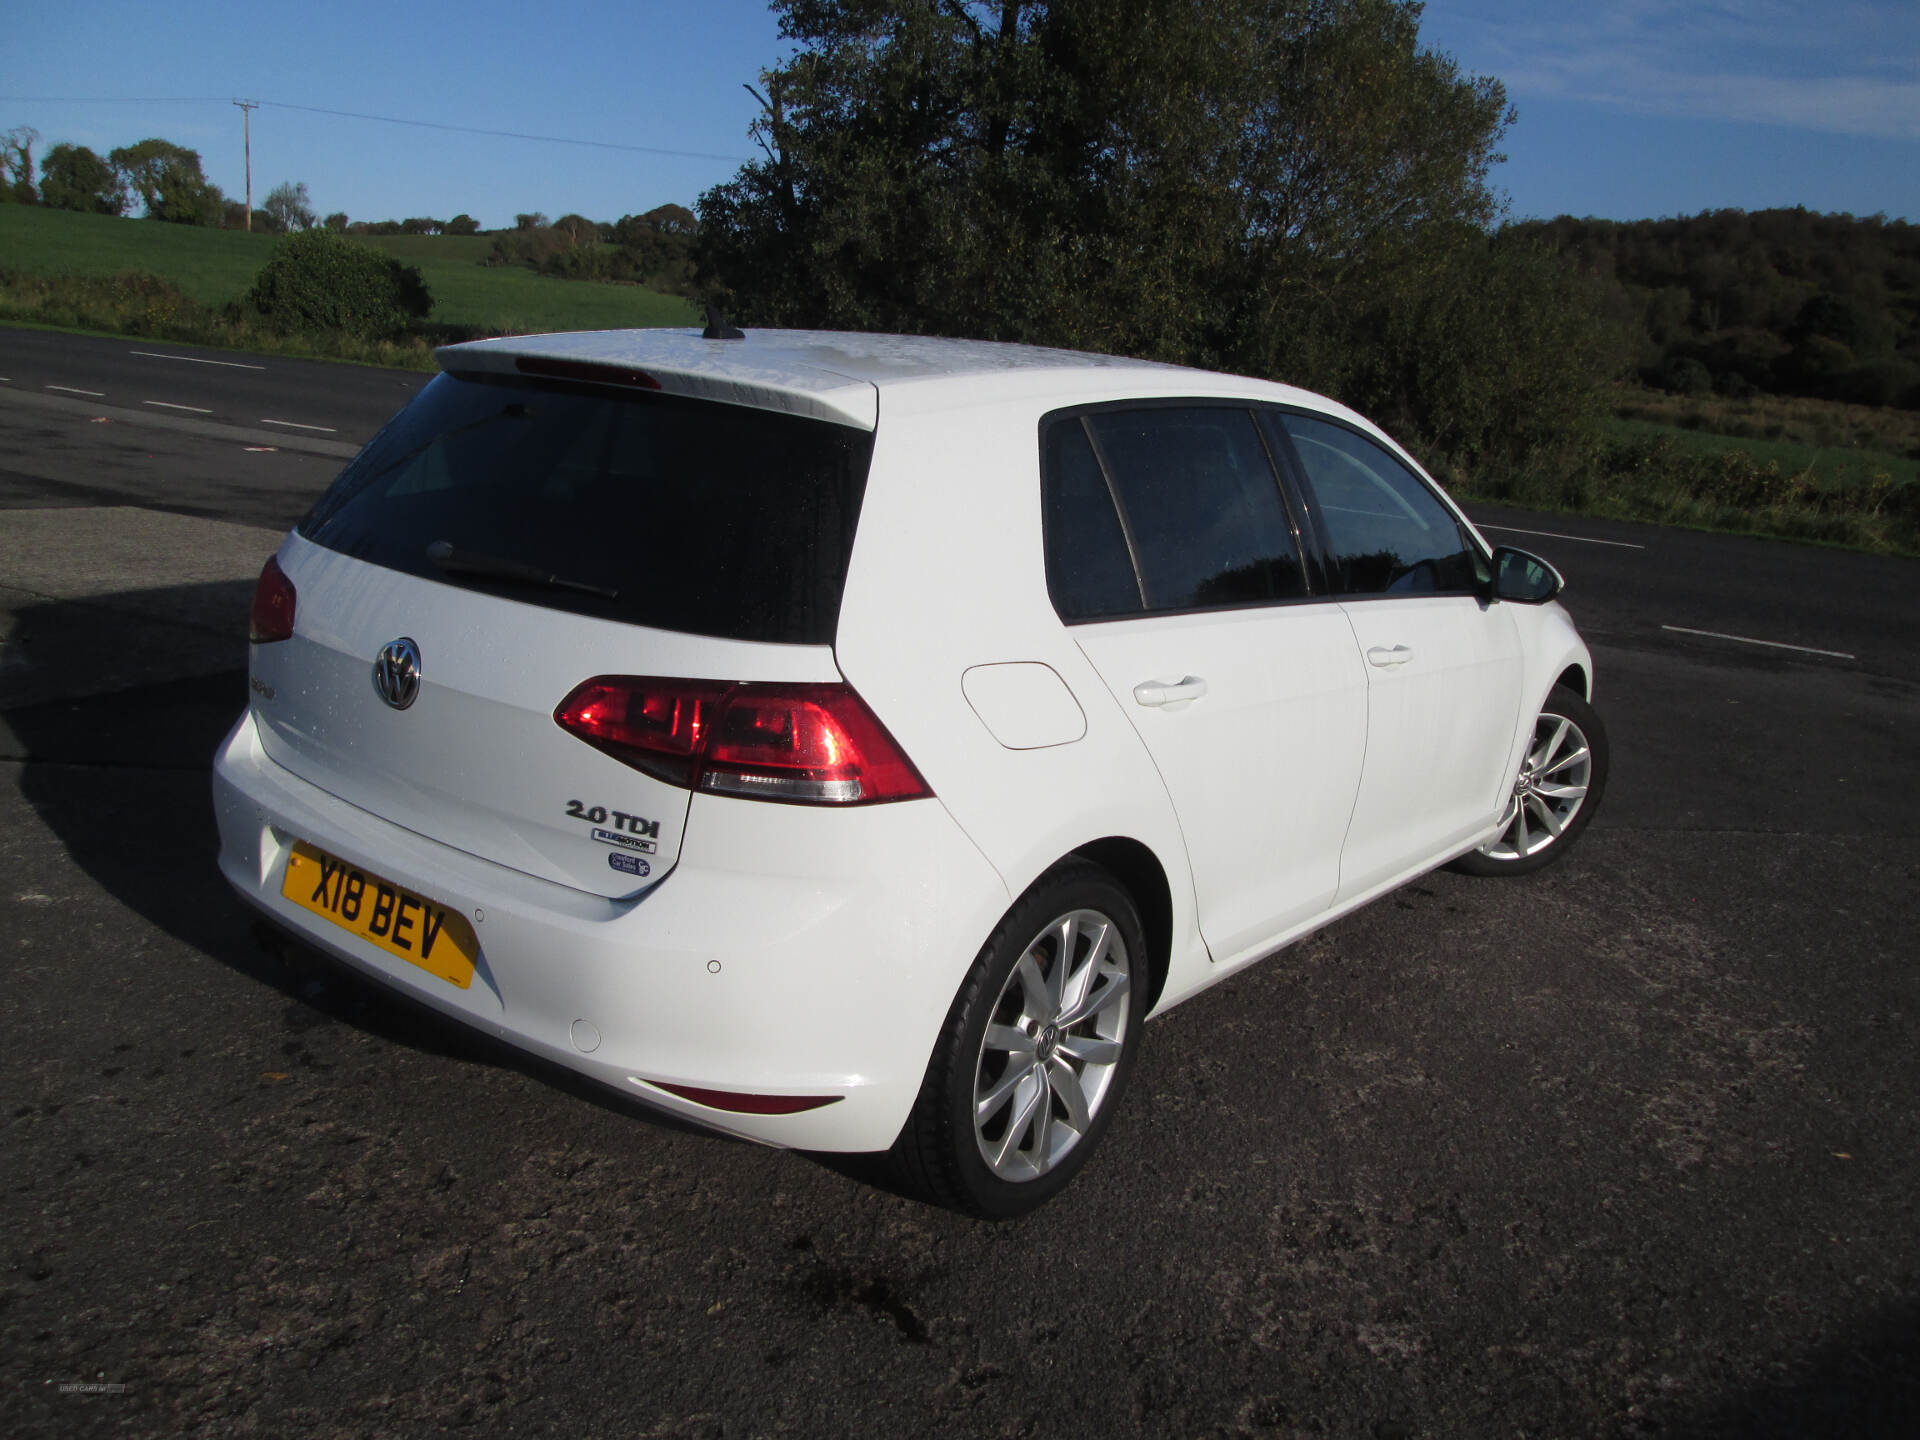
[1069,835,1173,1013]
[1555,662,1591,699]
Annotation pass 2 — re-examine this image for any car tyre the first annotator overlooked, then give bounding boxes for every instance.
[891,859,1148,1219]
[1450,684,1609,877]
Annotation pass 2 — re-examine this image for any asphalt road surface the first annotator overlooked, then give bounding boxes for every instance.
[3,328,1917,1438]
[0,326,425,447]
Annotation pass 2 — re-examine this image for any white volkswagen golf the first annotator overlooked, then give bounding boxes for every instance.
[215,326,1607,1217]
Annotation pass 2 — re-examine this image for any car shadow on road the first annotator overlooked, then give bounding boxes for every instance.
[1,583,722,1146]
[1671,1295,1920,1439]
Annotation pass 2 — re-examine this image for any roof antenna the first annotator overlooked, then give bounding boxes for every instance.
[702,306,745,341]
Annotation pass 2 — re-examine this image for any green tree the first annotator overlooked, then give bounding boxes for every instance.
[695,0,1571,467]
[109,138,223,224]
[1339,229,1629,476]
[445,213,480,235]
[486,220,567,270]
[323,211,349,232]
[614,204,699,293]
[0,126,38,203]
[638,203,694,237]
[552,213,599,248]
[1507,209,1920,407]
[614,204,696,253]
[38,142,124,214]
[263,180,316,232]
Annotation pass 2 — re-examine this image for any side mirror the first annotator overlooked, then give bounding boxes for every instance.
[1491,546,1564,604]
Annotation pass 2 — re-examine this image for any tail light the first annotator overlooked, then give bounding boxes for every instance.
[250,556,296,643]
[554,677,931,805]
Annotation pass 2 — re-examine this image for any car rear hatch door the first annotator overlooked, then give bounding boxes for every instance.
[249,367,875,900]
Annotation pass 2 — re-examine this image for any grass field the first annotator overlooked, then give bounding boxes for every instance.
[0,206,698,333]
[0,203,275,305]
[1442,392,1920,556]
[1608,382,1920,453]
[359,233,496,265]
[1602,415,1920,491]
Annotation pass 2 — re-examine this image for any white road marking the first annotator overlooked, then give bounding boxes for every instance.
[259,418,338,433]
[130,349,267,371]
[1661,625,1855,661]
[1478,524,1646,550]
[143,400,214,414]
[46,384,106,397]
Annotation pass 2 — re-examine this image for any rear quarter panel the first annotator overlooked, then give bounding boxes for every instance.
[831,393,1210,1013]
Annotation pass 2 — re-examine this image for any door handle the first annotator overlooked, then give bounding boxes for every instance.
[1132,676,1208,707]
[1366,645,1414,668]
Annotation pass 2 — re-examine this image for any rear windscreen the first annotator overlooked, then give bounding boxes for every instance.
[298,371,875,645]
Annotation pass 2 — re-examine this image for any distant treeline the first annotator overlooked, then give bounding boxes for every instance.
[1514,209,1920,410]
[481,207,697,296]
[0,124,696,292]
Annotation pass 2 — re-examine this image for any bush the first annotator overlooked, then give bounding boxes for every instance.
[246,228,432,338]
[1654,355,1714,396]
[1835,359,1920,409]
[1446,427,1920,556]
[0,267,216,338]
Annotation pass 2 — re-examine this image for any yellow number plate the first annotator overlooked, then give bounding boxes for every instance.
[281,842,479,988]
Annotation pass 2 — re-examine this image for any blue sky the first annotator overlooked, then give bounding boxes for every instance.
[4,1,1916,230]
[1419,1,1920,221]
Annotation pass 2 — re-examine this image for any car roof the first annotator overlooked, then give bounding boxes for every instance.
[437,327,1357,432]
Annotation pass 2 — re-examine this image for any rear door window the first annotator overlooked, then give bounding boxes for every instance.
[300,371,875,645]
[1041,406,1307,621]
[1042,419,1145,620]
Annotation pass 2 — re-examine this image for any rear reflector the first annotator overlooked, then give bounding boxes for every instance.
[250,556,296,643]
[554,677,931,805]
[642,1080,843,1116]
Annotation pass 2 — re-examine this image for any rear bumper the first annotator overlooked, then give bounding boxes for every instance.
[212,707,1010,1151]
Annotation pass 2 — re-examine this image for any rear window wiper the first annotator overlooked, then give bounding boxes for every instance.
[425,540,619,600]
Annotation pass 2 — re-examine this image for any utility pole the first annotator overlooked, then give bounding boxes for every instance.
[233,99,259,230]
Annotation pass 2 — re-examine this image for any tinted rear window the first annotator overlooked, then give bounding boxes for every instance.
[1040,405,1307,622]
[299,371,875,644]
[1087,408,1305,610]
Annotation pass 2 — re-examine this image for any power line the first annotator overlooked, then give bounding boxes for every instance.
[0,96,752,164]
[263,101,752,163]
[0,96,227,104]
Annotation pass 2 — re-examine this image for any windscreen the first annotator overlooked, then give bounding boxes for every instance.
[299,371,875,645]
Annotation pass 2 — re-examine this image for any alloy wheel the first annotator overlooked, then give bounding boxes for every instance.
[1480,708,1594,862]
[972,908,1132,1181]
